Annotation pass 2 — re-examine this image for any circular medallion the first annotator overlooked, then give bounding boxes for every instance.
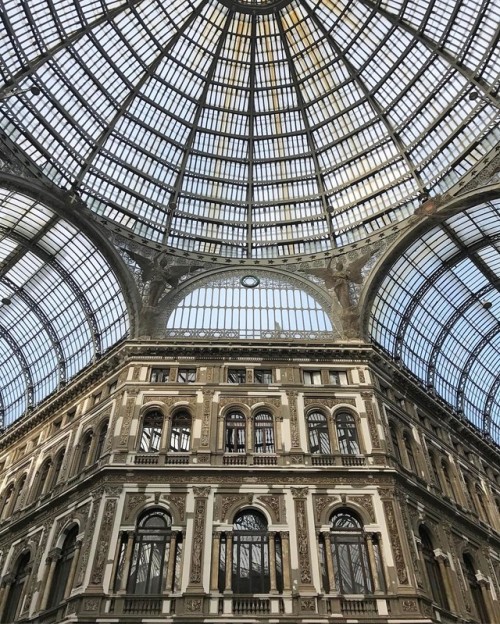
[240,275,260,288]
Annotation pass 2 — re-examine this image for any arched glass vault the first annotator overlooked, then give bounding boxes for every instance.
[0,189,129,427]
[370,197,500,443]
[0,0,498,259]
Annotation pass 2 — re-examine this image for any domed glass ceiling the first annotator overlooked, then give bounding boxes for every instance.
[0,189,129,427]
[370,198,500,444]
[0,0,499,259]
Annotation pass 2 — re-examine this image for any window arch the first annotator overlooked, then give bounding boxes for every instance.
[329,510,373,594]
[463,553,489,623]
[335,412,360,455]
[48,450,65,491]
[139,411,163,453]
[34,459,52,499]
[12,474,27,512]
[225,411,246,453]
[3,551,31,623]
[0,483,14,520]
[419,526,448,609]
[94,420,109,462]
[307,411,331,455]
[254,412,275,453]
[47,525,79,608]
[170,411,191,452]
[127,509,174,594]
[77,430,93,472]
[232,510,270,594]
[389,422,401,463]
[403,431,417,473]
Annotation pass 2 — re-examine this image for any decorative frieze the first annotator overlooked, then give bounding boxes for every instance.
[313,495,339,523]
[256,494,285,523]
[287,391,300,449]
[292,488,312,586]
[200,390,214,448]
[304,398,356,408]
[119,391,138,448]
[347,495,375,523]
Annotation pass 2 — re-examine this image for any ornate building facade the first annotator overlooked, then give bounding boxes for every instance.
[0,0,500,622]
[0,329,499,623]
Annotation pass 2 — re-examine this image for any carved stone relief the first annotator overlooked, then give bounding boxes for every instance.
[383,500,408,585]
[189,492,209,585]
[90,497,118,586]
[119,391,138,448]
[313,495,339,523]
[294,496,312,585]
[304,397,356,408]
[161,493,187,523]
[123,493,149,523]
[200,390,214,448]
[347,495,375,523]
[216,493,252,522]
[256,494,285,523]
[363,399,380,448]
[287,391,300,449]
[219,397,281,408]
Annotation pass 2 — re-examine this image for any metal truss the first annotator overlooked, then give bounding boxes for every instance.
[0,324,34,410]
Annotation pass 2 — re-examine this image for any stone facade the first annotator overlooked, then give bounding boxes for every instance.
[0,342,499,623]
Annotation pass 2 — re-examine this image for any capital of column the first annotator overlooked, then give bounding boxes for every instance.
[476,572,490,587]
[433,548,449,564]
[47,547,62,562]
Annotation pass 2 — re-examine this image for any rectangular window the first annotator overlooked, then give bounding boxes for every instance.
[93,393,102,405]
[108,380,118,394]
[228,368,246,383]
[177,368,196,383]
[304,370,322,385]
[255,369,273,384]
[329,370,348,385]
[151,368,170,382]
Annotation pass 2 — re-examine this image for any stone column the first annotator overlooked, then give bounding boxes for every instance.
[119,532,135,592]
[366,533,381,592]
[269,532,277,593]
[434,550,457,613]
[280,532,291,592]
[165,531,178,592]
[322,532,335,593]
[187,487,210,592]
[39,549,61,611]
[224,533,233,593]
[0,574,13,620]
[210,533,221,591]
[477,574,497,624]
[64,539,82,598]
[109,531,126,592]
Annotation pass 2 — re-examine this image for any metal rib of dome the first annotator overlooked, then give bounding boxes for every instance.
[370,198,500,444]
[0,0,499,259]
[0,189,129,427]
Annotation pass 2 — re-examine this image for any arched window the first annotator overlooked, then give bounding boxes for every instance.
[336,412,360,454]
[403,432,417,472]
[307,411,331,455]
[0,483,14,519]
[170,412,191,452]
[139,411,163,453]
[254,412,275,453]
[463,553,489,623]
[232,510,270,593]
[94,420,109,461]
[475,483,489,522]
[48,526,79,608]
[34,459,52,499]
[225,411,246,453]
[77,431,93,472]
[48,450,65,490]
[12,474,27,512]
[127,510,173,594]
[441,460,454,500]
[389,423,401,463]
[329,510,373,594]
[419,526,448,609]
[3,551,30,623]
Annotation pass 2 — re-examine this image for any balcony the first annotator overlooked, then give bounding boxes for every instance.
[223,454,247,465]
[253,454,278,466]
[232,597,271,615]
[166,454,190,464]
[134,454,159,465]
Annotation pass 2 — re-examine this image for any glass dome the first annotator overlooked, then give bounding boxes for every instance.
[0,0,498,260]
[370,198,500,443]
